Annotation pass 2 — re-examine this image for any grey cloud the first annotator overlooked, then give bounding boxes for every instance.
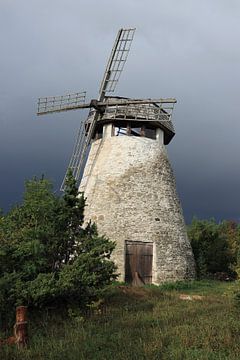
[0,0,240,222]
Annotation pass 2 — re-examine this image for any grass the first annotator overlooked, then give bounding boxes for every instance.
[1,280,240,359]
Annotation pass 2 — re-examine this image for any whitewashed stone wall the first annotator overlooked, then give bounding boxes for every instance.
[79,128,195,284]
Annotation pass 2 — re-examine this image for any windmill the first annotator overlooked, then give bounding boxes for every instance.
[37,28,195,284]
[37,28,175,190]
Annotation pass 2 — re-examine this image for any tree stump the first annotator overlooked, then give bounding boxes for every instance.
[14,306,28,347]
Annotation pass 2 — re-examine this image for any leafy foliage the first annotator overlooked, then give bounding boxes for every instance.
[188,218,240,279]
[0,171,117,324]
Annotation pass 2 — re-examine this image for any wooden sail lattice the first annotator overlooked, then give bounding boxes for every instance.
[37,92,86,115]
[60,119,87,191]
[99,28,136,96]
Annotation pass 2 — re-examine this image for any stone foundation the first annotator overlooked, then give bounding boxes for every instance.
[79,133,195,284]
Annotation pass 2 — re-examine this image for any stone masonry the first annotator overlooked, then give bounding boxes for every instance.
[79,124,195,284]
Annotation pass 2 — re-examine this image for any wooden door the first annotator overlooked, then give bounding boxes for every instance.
[125,241,153,285]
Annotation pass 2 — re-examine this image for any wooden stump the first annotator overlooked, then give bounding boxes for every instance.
[0,306,28,347]
[14,306,28,347]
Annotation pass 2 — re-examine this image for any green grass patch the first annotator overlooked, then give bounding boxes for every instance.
[158,279,239,294]
[1,280,240,359]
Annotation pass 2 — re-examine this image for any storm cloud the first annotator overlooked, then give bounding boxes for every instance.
[0,0,240,222]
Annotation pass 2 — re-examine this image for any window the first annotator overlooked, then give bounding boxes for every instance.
[145,127,156,140]
[113,123,156,139]
[114,126,130,136]
[94,125,103,140]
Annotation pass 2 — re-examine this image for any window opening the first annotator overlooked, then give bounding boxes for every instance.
[94,125,103,140]
[115,126,128,136]
[145,127,156,140]
[114,123,156,139]
[131,127,142,136]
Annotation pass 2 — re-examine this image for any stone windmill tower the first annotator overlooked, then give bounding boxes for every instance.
[37,28,195,284]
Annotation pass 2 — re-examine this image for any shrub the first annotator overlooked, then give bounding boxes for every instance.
[188,218,239,279]
[0,171,117,325]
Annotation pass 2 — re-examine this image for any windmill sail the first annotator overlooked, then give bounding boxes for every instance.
[37,28,136,190]
[60,119,87,191]
[99,28,136,98]
[61,28,136,190]
[37,92,87,115]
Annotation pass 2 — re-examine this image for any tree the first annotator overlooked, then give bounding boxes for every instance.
[188,218,239,279]
[0,171,117,323]
[219,220,240,277]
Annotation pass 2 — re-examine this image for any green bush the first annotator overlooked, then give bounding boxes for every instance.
[0,171,117,325]
[188,218,240,279]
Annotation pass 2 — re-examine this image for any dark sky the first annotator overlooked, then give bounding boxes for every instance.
[1,0,240,223]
